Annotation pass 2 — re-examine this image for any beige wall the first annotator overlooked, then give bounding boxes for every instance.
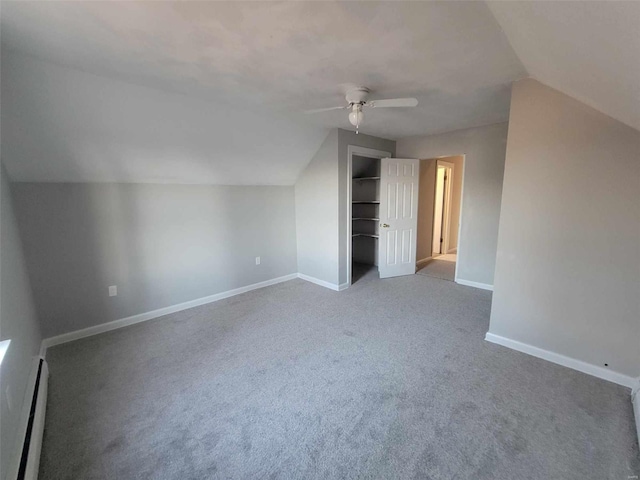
[398,123,508,287]
[417,159,436,262]
[416,156,463,262]
[490,79,640,379]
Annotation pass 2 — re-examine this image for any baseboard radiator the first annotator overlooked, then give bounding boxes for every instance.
[8,357,49,480]
[633,383,640,445]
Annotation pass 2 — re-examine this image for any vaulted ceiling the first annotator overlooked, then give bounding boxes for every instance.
[1,1,637,184]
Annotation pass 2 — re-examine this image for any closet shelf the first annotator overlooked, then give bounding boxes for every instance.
[352,217,379,221]
[353,177,381,181]
[352,233,379,238]
[352,201,380,204]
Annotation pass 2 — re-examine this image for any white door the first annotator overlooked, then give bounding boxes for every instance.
[379,158,420,279]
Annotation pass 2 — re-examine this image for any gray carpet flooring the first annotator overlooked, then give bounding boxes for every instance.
[416,259,456,281]
[40,270,639,479]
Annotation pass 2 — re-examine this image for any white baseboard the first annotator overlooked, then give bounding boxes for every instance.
[447,248,457,254]
[632,377,640,444]
[633,377,640,397]
[485,332,636,388]
[416,256,432,266]
[41,273,298,354]
[455,278,493,291]
[297,273,342,291]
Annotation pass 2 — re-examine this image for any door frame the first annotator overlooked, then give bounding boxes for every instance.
[347,145,392,287]
[453,156,466,283]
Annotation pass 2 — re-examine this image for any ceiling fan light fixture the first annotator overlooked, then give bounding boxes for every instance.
[305,86,417,135]
[348,104,364,131]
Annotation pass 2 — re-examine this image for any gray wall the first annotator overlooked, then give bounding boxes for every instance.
[338,129,395,286]
[12,183,297,338]
[0,164,42,480]
[490,79,640,378]
[397,123,508,286]
[295,128,395,287]
[295,130,340,285]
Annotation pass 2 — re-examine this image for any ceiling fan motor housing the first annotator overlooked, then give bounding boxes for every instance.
[345,86,370,105]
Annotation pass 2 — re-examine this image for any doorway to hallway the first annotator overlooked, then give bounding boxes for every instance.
[416,156,464,282]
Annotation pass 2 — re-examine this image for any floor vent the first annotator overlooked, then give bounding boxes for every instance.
[10,357,49,480]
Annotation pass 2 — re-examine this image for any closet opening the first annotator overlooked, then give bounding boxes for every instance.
[347,146,391,286]
[416,155,464,282]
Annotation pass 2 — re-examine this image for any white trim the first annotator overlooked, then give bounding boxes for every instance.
[485,333,636,388]
[40,273,297,354]
[633,377,640,396]
[347,145,391,288]
[632,377,640,444]
[297,273,343,291]
[38,341,47,358]
[455,278,494,291]
[453,155,465,283]
[0,339,10,366]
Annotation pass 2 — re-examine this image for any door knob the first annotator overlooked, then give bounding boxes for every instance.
[381,223,390,228]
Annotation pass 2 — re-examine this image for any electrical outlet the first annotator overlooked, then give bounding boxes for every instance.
[109,285,117,297]
[255,256,261,265]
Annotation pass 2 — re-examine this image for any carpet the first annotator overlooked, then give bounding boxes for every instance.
[417,255,456,281]
[40,270,639,479]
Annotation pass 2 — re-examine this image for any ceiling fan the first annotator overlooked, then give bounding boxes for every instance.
[304,86,418,134]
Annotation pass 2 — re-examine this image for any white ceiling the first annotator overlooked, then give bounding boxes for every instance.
[1,1,637,184]
[487,1,640,132]
[1,1,525,137]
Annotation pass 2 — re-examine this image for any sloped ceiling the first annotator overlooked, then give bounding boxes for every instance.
[1,1,525,184]
[487,1,640,131]
[1,1,637,184]
[1,52,328,185]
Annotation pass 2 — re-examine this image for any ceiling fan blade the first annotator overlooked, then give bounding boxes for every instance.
[304,105,347,114]
[367,98,418,108]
